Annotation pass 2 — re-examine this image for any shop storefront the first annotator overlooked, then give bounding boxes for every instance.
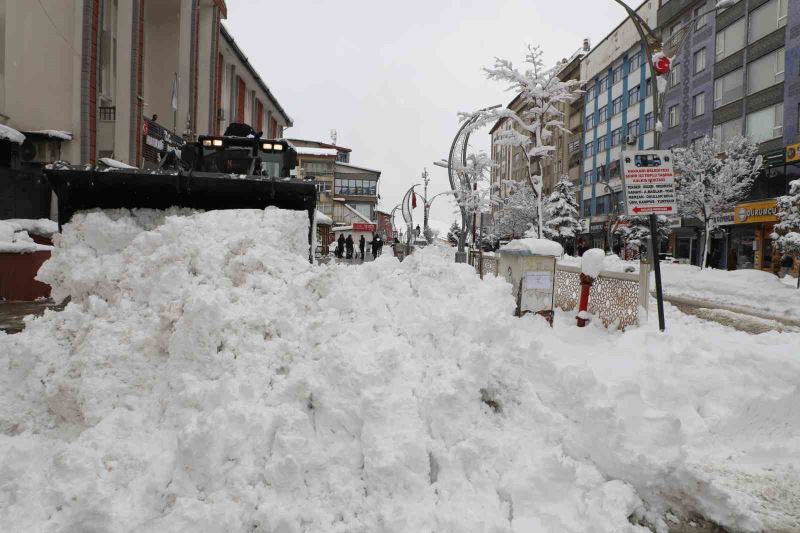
[730,199,779,272]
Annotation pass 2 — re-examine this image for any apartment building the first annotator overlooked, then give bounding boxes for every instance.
[656,0,799,270]
[580,0,659,249]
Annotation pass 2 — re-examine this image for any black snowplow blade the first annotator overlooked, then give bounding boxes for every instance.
[44,166,317,259]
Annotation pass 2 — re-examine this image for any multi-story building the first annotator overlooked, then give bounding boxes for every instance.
[551,40,591,201]
[579,0,659,249]
[0,0,291,220]
[333,162,381,225]
[490,94,531,206]
[288,139,353,219]
[656,0,799,271]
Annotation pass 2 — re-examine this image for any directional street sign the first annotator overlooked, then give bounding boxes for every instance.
[620,150,678,217]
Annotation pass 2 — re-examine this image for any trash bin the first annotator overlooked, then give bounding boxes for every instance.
[497,238,563,324]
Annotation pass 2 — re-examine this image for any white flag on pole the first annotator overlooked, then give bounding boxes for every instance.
[170,75,178,111]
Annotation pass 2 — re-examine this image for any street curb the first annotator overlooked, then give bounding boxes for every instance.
[654,292,800,328]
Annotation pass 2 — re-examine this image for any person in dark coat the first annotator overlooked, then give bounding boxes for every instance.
[780,253,794,279]
[359,235,366,261]
[728,247,738,271]
[345,234,354,259]
[335,234,345,258]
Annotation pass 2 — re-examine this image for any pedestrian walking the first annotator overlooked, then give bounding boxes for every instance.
[728,248,738,271]
[336,234,345,258]
[359,235,366,261]
[345,234,354,259]
[780,253,794,279]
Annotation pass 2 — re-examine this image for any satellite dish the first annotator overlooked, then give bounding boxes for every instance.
[20,140,38,162]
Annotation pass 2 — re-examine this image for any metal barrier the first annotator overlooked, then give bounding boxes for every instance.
[554,263,650,330]
[473,251,650,330]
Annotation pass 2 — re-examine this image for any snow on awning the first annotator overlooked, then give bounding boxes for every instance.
[99,157,137,169]
[25,130,74,141]
[314,210,333,225]
[0,124,26,144]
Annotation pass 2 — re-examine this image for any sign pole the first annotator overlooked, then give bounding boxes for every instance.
[649,213,665,331]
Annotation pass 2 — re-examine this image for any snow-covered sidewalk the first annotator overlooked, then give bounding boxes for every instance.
[1,209,798,532]
[658,264,800,321]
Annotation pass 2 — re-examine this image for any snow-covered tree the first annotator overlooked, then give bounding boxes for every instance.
[447,221,462,246]
[613,215,672,256]
[494,182,540,239]
[460,45,583,238]
[543,176,582,247]
[773,178,800,267]
[451,152,498,220]
[672,135,761,268]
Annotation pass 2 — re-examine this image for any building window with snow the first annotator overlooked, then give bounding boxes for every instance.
[692,93,705,118]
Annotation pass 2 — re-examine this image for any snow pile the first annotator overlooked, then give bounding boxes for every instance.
[581,248,606,278]
[0,220,53,253]
[559,254,639,273]
[98,157,137,170]
[659,264,800,319]
[499,238,563,256]
[1,208,799,532]
[0,124,25,144]
[3,218,58,238]
[0,208,649,532]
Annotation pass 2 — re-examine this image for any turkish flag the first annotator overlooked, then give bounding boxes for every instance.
[412,193,417,209]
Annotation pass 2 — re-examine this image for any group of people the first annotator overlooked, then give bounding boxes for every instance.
[334,233,385,260]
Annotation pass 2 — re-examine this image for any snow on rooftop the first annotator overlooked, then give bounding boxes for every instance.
[0,124,26,144]
[314,210,333,225]
[2,218,58,238]
[292,146,338,157]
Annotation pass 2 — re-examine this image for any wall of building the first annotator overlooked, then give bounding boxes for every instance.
[1,0,84,163]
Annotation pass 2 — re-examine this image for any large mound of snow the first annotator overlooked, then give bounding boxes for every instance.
[1,208,799,532]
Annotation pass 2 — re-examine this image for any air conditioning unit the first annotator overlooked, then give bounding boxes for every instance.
[19,139,60,164]
[625,135,637,145]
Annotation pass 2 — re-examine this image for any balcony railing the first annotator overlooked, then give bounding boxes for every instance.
[99,106,116,121]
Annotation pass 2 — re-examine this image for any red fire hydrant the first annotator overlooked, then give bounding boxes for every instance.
[576,273,595,327]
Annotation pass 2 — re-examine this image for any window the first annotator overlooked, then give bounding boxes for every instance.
[716,18,745,61]
[670,22,682,38]
[712,117,743,144]
[748,0,788,44]
[695,6,708,30]
[713,68,744,108]
[693,93,705,117]
[598,75,609,94]
[669,63,681,88]
[668,105,680,128]
[586,84,595,102]
[645,112,655,131]
[627,119,640,138]
[597,165,607,183]
[612,96,623,116]
[646,79,653,97]
[598,106,608,123]
[583,170,592,186]
[586,113,595,130]
[583,198,592,216]
[611,128,622,146]
[597,134,608,152]
[694,48,706,74]
[745,103,783,143]
[717,0,740,12]
[630,52,642,72]
[613,65,624,84]
[586,141,595,158]
[628,85,641,105]
[747,48,785,95]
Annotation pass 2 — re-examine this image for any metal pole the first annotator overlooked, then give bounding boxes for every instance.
[612,0,665,331]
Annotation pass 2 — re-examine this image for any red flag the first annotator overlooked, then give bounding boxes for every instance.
[412,193,417,209]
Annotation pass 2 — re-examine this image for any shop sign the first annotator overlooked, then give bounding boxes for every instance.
[590,222,606,233]
[352,223,376,232]
[710,213,734,226]
[145,135,165,151]
[787,143,800,164]
[581,218,591,233]
[620,150,678,216]
[667,216,682,228]
[734,199,778,225]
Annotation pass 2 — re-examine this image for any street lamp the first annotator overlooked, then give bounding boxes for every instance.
[610,0,729,332]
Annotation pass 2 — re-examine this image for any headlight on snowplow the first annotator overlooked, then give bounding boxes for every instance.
[212,139,224,147]
[273,144,283,152]
[262,143,273,151]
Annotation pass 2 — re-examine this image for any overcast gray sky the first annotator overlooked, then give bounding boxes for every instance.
[225,0,637,234]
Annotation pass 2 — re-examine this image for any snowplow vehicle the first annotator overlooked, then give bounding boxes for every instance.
[44,123,317,260]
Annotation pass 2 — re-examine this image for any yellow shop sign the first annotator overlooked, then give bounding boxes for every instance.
[734,199,778,224]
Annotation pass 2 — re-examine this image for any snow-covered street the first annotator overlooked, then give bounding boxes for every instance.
[1,209,798,532]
